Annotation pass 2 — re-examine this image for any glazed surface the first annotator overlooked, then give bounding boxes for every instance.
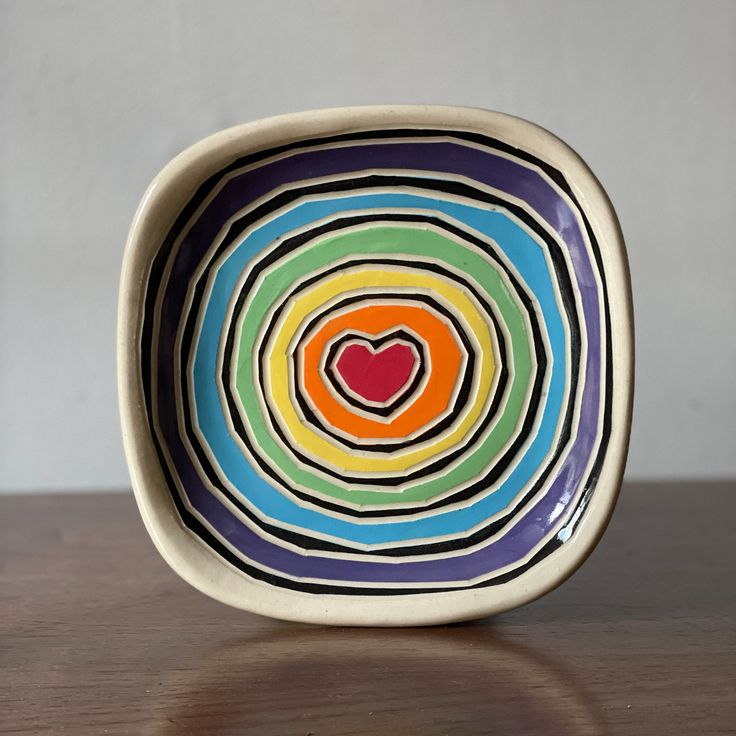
[140,127,612,593]
[119,108,632,622]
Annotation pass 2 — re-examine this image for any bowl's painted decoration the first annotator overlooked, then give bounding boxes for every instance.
[119,107,633,625]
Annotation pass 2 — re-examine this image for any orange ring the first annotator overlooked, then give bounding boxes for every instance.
[300,303,463,439]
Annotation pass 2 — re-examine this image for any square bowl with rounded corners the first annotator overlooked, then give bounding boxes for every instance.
[118,105,633,626]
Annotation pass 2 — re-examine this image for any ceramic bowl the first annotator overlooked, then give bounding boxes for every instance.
[118,106,633,625]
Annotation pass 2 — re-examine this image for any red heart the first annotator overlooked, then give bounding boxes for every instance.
[334,341,417,405]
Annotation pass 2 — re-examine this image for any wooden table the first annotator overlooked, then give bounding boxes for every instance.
[2,481,734,735]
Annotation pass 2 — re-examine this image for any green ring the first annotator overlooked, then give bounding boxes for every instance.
[231,224,533,506]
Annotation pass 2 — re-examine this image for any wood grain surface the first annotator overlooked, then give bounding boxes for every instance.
[1,481,734,735]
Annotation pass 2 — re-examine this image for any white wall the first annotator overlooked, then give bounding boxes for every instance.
[1,0,734,492]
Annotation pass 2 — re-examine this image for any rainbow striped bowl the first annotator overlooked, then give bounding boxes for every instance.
[118,106,633,625]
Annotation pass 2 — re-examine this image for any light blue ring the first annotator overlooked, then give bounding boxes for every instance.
[190,192,568,544]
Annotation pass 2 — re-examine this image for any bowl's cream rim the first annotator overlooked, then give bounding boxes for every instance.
[118,105,633,626]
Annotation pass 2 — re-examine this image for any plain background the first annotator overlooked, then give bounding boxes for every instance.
[1,0,734,493]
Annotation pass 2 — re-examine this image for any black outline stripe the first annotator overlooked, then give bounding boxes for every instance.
[244,247,527,482]
[138,129,611,592]
[324,331,427,418]
[245,249,516,468]
[189,197,571,516]
[295,293,480,446]
[175,182,577,545]
[176,178,575,550]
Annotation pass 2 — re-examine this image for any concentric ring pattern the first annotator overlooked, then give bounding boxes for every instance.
[138,124,618,599]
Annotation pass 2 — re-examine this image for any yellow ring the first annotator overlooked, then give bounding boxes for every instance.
[262,266,495,475]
